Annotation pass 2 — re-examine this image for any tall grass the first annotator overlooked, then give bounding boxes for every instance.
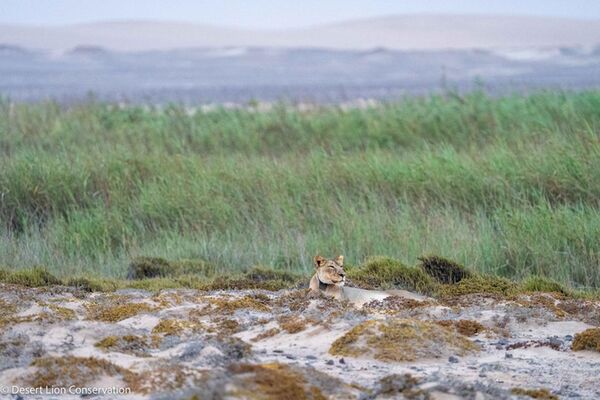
[1,91,600,287]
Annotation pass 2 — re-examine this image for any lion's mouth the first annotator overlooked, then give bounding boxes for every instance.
[333,277,346,286]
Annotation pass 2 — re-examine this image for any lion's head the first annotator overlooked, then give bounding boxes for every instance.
[314,255,346,286]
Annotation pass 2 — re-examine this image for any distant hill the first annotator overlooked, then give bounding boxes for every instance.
[1,14,599,51]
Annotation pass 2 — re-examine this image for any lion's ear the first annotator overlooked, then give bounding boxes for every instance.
[335,255,344,266]
[314,255,325,268]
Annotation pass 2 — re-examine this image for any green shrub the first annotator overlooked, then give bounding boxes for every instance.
[3,267,62,287]
[436,274,518,298]
[65,277,121,292]
[127,256,215,279]
[521,276,570,295]
[418,255,471,284]
[347,257,437,294]
[199,266,303,291]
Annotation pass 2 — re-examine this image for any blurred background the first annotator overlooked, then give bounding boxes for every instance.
[2,0,600,103]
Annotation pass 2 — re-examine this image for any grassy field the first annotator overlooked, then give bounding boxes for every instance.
[1,91,600,288]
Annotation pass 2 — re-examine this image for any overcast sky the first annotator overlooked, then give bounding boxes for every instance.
[2,0,600,28]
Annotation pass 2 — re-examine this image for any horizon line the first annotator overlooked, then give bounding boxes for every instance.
[2,12,600,30]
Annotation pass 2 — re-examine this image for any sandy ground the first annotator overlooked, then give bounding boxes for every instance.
[0,283,599,399]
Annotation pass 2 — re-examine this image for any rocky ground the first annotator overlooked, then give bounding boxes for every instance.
[1,282,600,399]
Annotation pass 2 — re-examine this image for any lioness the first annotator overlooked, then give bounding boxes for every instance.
[309,255,426,307]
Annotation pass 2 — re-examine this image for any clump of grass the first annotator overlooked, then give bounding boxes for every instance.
[27,356,130,388]
[274,289,311,312]
[65,276,121,292]
[436,319,485,336]
[208,295,271,314]
[0,267,124,291]
[418,255,471,284]
[251,328,281,342]
[200,266,303,291]
[2,267,61,287]
[329,319,478,362]
[47,304,77,320]
[127,257,216,280]
[511,388,558,400]
[376,374,421,398]
[521,276,570,295]
[86,302,155,322]
[363,296,436,313]
[277,315,308,334]
[436,274,518,298]
[127,257,170,279]
[347,257,437,294]
[0,269,9,281]
[571,328,600,352]
[151,319,203,336]
[214,318,241,334]
[228,363,321,400]
[95,336,118,349]
[0,266,302,293]
[122,362,203,395]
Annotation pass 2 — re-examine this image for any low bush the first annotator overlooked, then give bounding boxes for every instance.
[418,255,471,284]
[347,257,437,294]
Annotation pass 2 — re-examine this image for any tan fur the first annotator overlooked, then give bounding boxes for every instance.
[310,255,426,307]
[309,255,346,299]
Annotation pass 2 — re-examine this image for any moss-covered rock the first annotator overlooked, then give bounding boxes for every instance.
[347,257,437,294]
[329,318,478,362]
[418,255,471,284]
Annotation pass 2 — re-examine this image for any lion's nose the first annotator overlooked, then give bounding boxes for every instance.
[339,272,346,278]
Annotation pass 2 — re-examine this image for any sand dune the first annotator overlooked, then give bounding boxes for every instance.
[1,14,599,51]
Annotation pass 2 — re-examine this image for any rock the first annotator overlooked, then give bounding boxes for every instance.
[448,356,459,363]
[339,357,346,364]
[200,345,224,358]
[326,360,334,365]
[547,337,563,348]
